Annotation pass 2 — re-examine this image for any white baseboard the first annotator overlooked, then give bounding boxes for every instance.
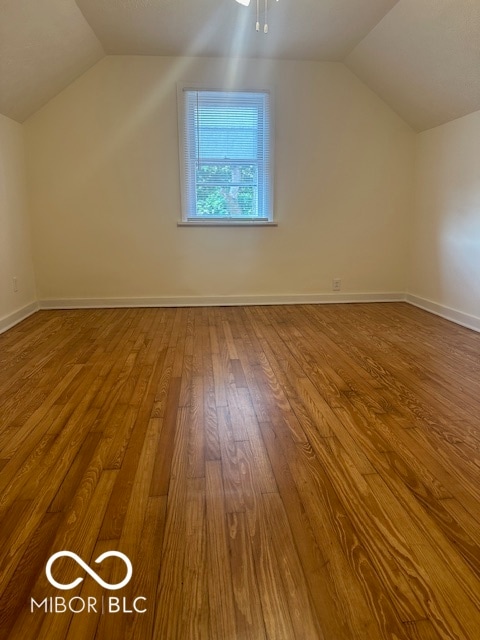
[406,294,480,333]
[39,292,405,310]
[0,301,39,335]
[2,295,479,336]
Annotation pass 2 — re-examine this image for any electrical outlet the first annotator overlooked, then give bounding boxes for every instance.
[12,277,18,293]
[332,278,341,292]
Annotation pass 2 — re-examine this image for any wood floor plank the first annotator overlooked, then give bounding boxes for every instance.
[226,511,266,640]
[259,420,351,639]
[182,477,209,639]
[149,377,182,497]
[0,513,61,638]
[266,418,409,639]
[404,619,443,640]
[48,432,103,513]
[65,539,117,640]
[1,304,480,639]
[0,363,83,460]
[9,470,117,640]
[205,461,236,640]
[262,491,325,640]
[126,496,167,640]
[187,376,206,479]
[202,357,221,462]
[249,495,296,640]
[364,473,478,640]
[153,407,189,640]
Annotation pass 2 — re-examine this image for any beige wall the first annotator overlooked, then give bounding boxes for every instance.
[0,113,36,326]
[409,110,480,324]
[25,56,414,302]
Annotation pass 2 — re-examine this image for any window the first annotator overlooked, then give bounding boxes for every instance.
[178,87,274,224]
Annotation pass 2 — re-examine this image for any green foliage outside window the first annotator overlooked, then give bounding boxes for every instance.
[196,163,257,217]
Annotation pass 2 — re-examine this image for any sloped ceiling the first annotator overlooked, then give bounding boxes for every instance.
[345,0,480,131]
[0,0,479,131]
[73,0,398,61]
[0,0,104,123]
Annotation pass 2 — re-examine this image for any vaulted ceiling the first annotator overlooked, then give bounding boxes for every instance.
[1,0,479,131]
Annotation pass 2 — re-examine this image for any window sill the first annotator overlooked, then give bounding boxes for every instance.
[177,220,277,227]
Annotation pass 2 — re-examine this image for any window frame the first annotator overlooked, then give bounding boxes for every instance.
[177,83,276,227]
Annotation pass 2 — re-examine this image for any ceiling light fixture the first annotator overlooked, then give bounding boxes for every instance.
[235,0,278,34]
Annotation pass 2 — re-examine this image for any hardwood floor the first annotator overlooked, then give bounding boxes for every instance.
[0,303,479,639]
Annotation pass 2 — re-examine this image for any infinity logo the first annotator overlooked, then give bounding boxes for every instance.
[46,551,133,591]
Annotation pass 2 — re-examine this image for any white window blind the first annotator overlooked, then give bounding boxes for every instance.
[179,88,273,223]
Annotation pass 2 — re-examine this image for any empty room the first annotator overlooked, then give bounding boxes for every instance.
[1,0,480,638]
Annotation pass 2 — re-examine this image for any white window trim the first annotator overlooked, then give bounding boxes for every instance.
[177,83,275,227]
